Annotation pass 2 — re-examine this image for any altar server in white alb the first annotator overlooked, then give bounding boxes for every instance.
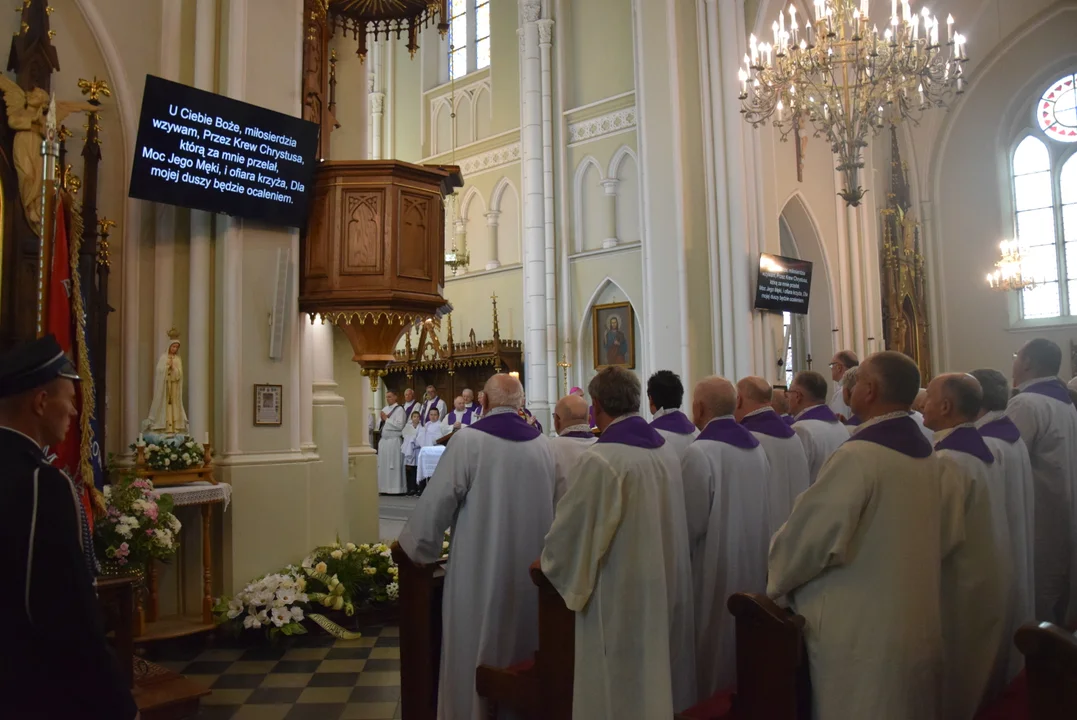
[548,393,596,506]
[376,390,408,495]
[827,350,858,420]
[542,366,696,719]
[923,374,1008,719]
[401,410,423,496]
[397,374,556,720]
[415,407,447,447]
[1009,338,1077,626]
[788,371,850,485]
[648,370,698,457]
[682,376,770,698]
[972,368,1036,682]
[420,384,447,425]
[735,376,810,537]
[768,352,948,720]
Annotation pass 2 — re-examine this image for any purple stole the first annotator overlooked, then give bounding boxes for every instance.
[403,400,418,421]
[470,411,542,442]
[935,426,995,464]
[740,409,797,439]
[1021,379,1074,405]
[697,418,760,449]
[588,405,597,429]
[422,397,442,424]
[795,405,840,424]
[650,410,697,435]
[979,416,1022,444]
[446,407,476,426]
[781,414,795,426]
[844,414,861,427]
[521,408,543,434]
[560,430,595,439]
[848,415,932,458]
[466,402,482,419]
[596,415,665,448]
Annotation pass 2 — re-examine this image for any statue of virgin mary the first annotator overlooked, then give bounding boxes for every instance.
[144,328,189,435]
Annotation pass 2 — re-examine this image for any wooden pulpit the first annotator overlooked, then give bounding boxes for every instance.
[391,542,446,720]
[1016,621,1077,719]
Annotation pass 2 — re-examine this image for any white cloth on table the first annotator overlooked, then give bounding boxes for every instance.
[398,408,556,720]
[377,404,407,494]
[768,413,947,720]
[976,410,1036,683]
[158,481,232,511]
[792,411,850,486]
[548,427,596,507]
[934,427,1009,719]
[681,417,771,698]
[1008,377,1077,626]
[416,445,445,482]
[541,416,682,720]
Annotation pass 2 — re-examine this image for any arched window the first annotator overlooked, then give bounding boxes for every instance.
[1011,74,1077,320]
[448,0,491,81]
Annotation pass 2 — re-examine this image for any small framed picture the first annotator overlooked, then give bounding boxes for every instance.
[254,384,283,426]
[592,302,636,370]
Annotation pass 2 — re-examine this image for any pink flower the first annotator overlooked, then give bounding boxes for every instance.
[117,557,127,566]
[115,543,130,558]
[146,529,154,536]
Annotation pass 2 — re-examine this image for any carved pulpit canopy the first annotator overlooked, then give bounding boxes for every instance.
[316,0,449,60]
[299,160,463,389]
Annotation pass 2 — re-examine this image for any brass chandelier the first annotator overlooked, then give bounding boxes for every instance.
[738,0,968,206]
[986,240,1036,292]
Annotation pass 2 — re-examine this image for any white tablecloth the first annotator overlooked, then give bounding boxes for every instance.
[156,481,232,511]
[417,445,446,481]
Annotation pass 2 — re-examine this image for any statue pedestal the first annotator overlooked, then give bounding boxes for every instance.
[134,443,216,488]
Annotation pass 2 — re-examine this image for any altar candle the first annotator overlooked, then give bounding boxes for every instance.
[204,432,210,445]
[137,433,144,445]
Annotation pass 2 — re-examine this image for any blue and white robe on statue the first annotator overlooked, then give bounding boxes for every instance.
[377,404,407,494]
[681,417,771,698]
[768,413,948,720]
[978,410,1036,682]
[791,405,850,486]
[399,408,556,720]
[934,425,1009,720]
[740,407,811,538]
[542,415,696,719]
[1008,377,1077,626]
[651,408,699,459]
[549,426,596,507]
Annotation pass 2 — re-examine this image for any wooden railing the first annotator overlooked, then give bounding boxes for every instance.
[390,542,446,720]
[1016,621,1077,719]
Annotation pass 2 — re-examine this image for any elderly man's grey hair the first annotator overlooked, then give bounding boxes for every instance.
[483,373,526,410]
[841,365,860,391]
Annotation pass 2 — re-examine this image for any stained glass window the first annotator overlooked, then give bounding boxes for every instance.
[476,1,491,71]
[449,0,468,80]
[446,0,491,82]
[1038,73,1077,143]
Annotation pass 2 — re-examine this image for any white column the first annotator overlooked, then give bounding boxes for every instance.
[601,178,620,249]
[370,92,385,160]
[538,18,558,407]
[188,0,215,441]
[312,320,342,403]
[519,0,548,410]
[485,211,501,270]
[311,319,348,539]
[300,318,315,451]
[453,218,468,275]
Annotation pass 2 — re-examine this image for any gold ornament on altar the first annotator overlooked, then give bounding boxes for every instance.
[738,0,968,206]
[986,240,1036,293]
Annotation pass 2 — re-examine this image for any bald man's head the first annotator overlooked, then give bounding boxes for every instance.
[483,373,525,411]
[735,376,772,421]
[692,376,736,430]
[922,373,983,432]
[554,394,590,434]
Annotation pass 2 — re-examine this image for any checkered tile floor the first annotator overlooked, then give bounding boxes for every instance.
[148,624,401,719]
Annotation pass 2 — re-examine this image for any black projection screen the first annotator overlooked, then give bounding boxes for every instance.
[754,253,813,315]
[128,75,319,228]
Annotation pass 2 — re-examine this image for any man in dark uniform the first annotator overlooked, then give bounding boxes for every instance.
[0,335,138,719]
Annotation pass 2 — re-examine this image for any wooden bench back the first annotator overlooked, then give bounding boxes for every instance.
[391,543,446,720]
[727,592,810,720]
[1015,621,1077,720]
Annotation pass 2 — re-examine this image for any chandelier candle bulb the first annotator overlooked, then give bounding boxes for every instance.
[947,14,954,42]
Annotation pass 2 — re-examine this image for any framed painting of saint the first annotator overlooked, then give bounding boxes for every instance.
[592,302,635,369]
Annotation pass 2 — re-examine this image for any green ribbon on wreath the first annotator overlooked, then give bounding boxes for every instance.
[307,613,363,640]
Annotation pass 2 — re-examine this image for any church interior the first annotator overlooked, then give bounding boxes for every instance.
[2,0,1077,718]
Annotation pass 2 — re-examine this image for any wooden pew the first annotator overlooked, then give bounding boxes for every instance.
[1015,621,1077,719]
[475,560,575,720]
[678,593,810,720]
[391,542,447,720]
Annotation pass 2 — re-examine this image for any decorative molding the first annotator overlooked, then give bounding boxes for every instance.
[521,0,541,23]
[445,262,523,283]
[537,19,554,45]
[370,91,384,114]
[569,107,637,145]
[569,241,642,263]
[459,142,522,177]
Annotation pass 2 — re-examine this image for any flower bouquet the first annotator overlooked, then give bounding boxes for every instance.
[130,433,206,471]
[214,570,309,640]
[95,476,181,570]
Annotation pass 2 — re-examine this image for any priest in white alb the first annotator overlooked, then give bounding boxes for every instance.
[548,393,596,506]
[1009,338,1077,626]
[444,395,477,431]
[768,352,948,720]
[735,376,810,537]
[923,374,1009,718]
[542,366,696,718]
[397,373,556,720]
[420,384,447,425]
[788,370,850,485]
[402,387,419,419]
[376,390,407,495]
[972,368,1036,682]
[827,350,858,420]
[681,376,771,697]
[648,370,698,457]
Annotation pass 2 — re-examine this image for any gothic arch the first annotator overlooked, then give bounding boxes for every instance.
[575,276,645,387]
[779,191,838,363]
[490,175,518,213]
[432,100,452,155]
[573,155,604,253]
[458,185,485,220]
[608,145,638,180]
